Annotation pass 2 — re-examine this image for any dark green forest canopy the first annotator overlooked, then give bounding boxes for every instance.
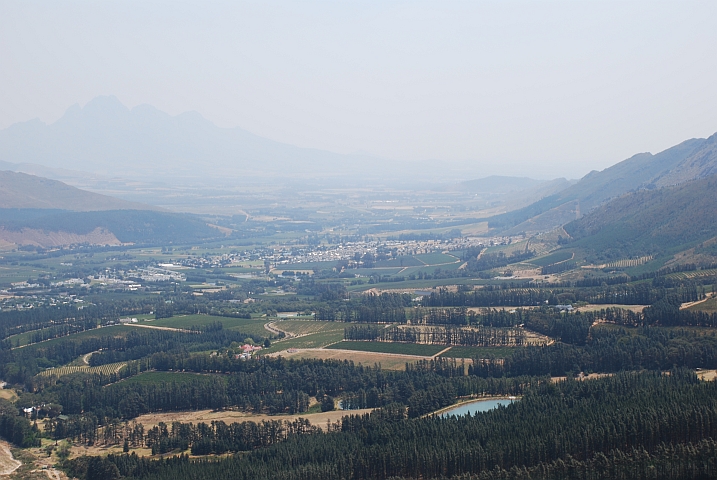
[62,370,717,480]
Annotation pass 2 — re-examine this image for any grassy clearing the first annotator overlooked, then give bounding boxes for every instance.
[687,296,717,313]
[134,407,374,432]
[148,315,270,337]
[326,341,445,356]
[439,346,516,359]
[0,389,17,402]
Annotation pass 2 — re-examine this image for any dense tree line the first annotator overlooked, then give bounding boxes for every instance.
[62,370,717,480]
[423,282,704,308]
[316,293,412,322]
[472,326,717,377]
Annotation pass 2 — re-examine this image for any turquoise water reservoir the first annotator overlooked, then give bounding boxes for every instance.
[439,398,514,417]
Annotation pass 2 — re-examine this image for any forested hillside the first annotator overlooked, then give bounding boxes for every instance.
[487,133,717,232]
[563,173,717,261]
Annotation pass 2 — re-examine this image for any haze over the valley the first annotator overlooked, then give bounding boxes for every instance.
[2,0,717,181]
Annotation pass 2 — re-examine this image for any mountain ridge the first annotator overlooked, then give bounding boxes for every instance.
[0,170,160,211]
[0,96,395,182]
[488,133,717,233]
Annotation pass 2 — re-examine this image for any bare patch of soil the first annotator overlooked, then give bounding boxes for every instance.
[134,407,374,432]
[0,441,21,476]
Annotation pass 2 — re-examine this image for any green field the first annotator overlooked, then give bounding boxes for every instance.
[529,250,574,267]
[439,346,516,359]
[148,315,270,337]
[326,341,445,356]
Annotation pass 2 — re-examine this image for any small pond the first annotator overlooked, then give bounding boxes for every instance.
[439,398,515,417]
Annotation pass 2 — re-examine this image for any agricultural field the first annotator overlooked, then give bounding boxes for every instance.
[666,268,717,281]
[529,250,574,267]
[273,319,346,337]
[273,348,427,370]
[147,314,270,337]
[326,341,446,356]
[261,329,345,353]
[374,256,425,267]
[37,362,127,378]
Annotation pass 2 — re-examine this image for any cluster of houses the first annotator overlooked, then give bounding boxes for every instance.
[209,344,263,361]
[236,344,263,359]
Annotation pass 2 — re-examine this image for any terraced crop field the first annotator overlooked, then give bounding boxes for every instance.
[667,269,717,280]
[38,362,127,378]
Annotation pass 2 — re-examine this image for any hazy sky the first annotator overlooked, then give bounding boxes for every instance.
[2,0,717,178]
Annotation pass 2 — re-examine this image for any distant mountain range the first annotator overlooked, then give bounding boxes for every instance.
[488,132,717,233]
[0,96,403,183]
